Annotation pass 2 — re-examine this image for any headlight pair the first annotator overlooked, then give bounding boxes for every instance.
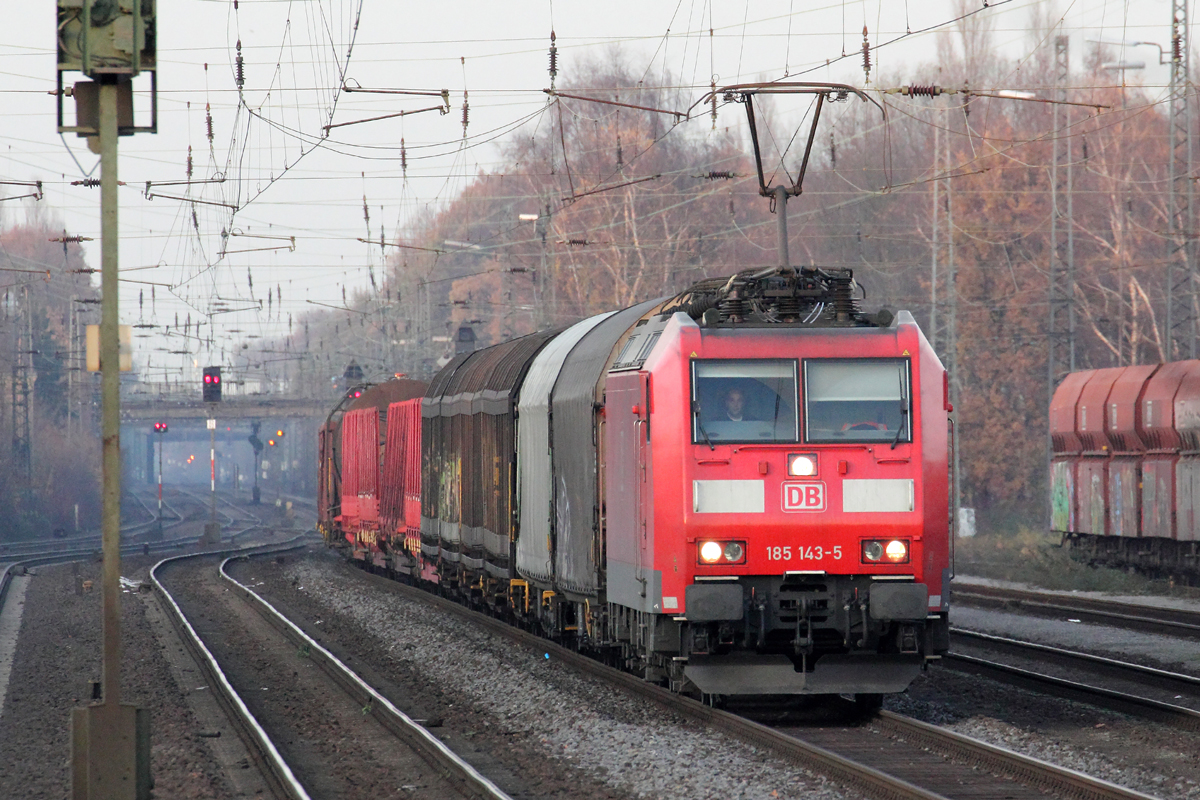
[861,538,910,564]
[698,540,746,565]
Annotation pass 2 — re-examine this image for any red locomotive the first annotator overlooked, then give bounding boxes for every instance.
[1051,360,1200,576]
[319,267,953,701]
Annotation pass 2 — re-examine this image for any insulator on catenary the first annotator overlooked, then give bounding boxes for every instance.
[861,25,871,82]
[206,104,214,143]
[400,138,407,177]
[72,178,100,187]
[548,30,558,87]
[696,171,737,180]
[186,146,193,179]
[235,40,244,89]
[829,132,836,169]
[1174,31,1183,62]
[710,79,718,130]
[903,85,942,98]
[461,91,469,138]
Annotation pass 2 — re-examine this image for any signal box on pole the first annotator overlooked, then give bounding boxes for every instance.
[202,367,222,402]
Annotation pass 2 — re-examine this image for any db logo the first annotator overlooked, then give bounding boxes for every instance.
[782,482,826,512]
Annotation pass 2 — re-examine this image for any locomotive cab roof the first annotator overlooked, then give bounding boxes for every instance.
[660,266,894,330]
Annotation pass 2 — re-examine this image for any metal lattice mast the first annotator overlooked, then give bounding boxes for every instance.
[1049,35,1076,388]
[1167,2,1194,359]
[10,286,32,491]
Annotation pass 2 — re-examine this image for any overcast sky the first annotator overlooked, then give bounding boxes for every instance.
[0,0,1178,386]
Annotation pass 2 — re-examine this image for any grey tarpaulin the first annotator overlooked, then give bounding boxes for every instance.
[551,299,664,596]
[515,313,613,585]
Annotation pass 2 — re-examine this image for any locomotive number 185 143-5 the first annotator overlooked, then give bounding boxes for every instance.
[765,545,843,561]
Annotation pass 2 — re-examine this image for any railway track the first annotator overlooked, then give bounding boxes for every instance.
[321,561,1160,800]
[151,545,511,800]
[0,489,178,560]
[946,628,1200,732]
[953,580,1200,640]
[0,488,292,622]
[0,486,213,561]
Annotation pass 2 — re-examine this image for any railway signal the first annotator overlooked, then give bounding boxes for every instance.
[202,366,222,402]
[152,423,167,541]
[58,0,158,789]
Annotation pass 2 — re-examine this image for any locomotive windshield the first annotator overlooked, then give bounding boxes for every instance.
[691,360,799,443]
[804,359,911,444]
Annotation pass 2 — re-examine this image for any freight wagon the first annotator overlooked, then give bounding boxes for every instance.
[1050,360,1200,576]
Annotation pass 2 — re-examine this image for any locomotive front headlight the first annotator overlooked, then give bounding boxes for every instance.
[862,541,884,562]
[723,541,745,563]
[699,541,723,564]
[884,539,909,563]
[787,453,818,477]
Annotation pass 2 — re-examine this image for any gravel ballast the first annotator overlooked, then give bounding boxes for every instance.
[0,557,236,800]
[238,550,859,800]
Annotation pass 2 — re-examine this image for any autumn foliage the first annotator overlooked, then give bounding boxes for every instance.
[0,212,101,538]
[280,30,1183,532]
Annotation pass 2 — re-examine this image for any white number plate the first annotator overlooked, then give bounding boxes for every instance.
[766,545,843,561]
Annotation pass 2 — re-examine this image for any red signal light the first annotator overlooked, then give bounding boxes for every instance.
[202,366,222,402]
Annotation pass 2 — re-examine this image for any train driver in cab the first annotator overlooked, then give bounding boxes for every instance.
[723,387,747,422]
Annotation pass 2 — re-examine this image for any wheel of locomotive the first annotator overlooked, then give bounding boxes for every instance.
[854,693,883,714]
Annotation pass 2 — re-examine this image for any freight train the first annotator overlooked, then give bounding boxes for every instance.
[318,267,953,702]
[1051,360,1200,579]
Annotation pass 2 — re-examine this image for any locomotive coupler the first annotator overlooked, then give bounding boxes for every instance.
[791,598,814,656]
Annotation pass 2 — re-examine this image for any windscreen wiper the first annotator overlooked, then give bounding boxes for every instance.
[891,367,908,450]
[692,401,716,451]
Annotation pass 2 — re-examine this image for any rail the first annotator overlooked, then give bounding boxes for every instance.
[953,582,1200,639]
[945,645,1200,733]
[872,711,1159,800]
[219,553,514,800]
[151,541,314,800]
[350,568,1155,800]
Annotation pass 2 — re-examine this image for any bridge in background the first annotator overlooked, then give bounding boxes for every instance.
[120,395,333,423]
